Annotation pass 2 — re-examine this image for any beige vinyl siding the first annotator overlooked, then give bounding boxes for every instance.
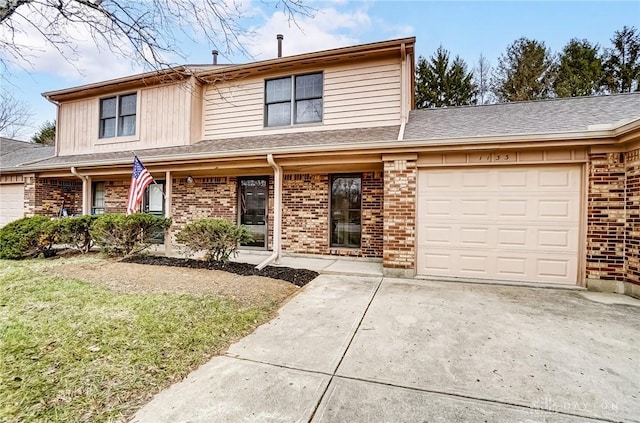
[202,58,402,139]
[58,82,193,156]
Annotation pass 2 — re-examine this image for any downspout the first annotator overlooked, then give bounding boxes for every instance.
[398,42,408,141]
[256,154,282,270]
[70,166,90,215]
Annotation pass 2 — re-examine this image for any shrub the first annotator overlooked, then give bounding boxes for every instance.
[175,218,253,262]
[0,216,52,259]
[48,215,97,253]
[90,213,172,257]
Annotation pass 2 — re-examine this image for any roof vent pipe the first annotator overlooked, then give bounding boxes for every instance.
[277,34,283,58]
[212,50,218,65]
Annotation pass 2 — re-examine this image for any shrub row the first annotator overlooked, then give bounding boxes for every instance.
[0,214,171,260]
[0,215,252,262]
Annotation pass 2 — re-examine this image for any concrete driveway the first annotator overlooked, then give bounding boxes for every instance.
[132,275,640,423]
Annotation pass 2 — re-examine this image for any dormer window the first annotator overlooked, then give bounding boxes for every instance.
[99,93,137,138]
[265,73,323,127]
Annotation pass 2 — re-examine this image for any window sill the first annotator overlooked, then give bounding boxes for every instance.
[96,135,140,145]
[264,121,324,130]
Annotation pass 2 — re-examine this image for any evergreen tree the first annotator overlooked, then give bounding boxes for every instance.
[415,46,476,108]
[554,39,603,97]
[31,121,56,146]
[602,26,640,93]
[492,38,556,102]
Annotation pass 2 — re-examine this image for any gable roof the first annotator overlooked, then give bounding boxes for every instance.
[43,37,416,102]
[0,138,55,171]
[404,92,640,141]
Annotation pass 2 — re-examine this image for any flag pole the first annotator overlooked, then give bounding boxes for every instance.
[131,151,166,199]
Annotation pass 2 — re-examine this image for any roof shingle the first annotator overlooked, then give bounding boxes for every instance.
[404,92,640,140]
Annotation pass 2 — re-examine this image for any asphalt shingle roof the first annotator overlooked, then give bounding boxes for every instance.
[0,138,55,170]
[404,92,640,140]
[20,126,401,169]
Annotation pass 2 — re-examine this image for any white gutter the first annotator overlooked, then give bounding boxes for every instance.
[397,122,406,141]
[70,166,90,215]
[256,154,282,270]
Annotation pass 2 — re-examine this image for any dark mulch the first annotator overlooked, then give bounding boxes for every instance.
[122,255,319,287]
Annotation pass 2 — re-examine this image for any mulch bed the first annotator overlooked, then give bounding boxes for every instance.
[122,255,319,287]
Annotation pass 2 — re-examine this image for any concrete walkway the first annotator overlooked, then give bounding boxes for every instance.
[232,250,384,276]
[132,275,640,423]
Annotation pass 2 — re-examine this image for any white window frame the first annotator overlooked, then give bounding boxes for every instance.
[97,91,140,142]
[264,72,324,127]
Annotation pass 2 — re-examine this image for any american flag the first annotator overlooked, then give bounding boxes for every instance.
[126,157,154,215]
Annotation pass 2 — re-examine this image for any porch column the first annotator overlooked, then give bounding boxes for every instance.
[164,171,173,255]
[382,154,417,278]
[84,176,92,215]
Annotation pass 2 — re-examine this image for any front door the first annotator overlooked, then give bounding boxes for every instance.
[239,178,268,248]
[144,181,165,243]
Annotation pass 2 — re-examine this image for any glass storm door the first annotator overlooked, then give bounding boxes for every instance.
[144,181,165,243]
[239,178,268,248]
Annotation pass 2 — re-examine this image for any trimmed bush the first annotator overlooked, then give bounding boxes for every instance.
[90,213,172,257]
[175,218,253,262]
[47,215,97,253]
[0,216,52,259]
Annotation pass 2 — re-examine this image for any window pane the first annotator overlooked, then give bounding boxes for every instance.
[100,117,115,138]
[118,115,136,136]
[100,97,116,118]
[295,74,322,100]
[266,102,291,126]
[147,184,164,213]
[119,93,136,116]
[296,99,322,123]
[330,176,361,248]
[92,182,105,215]
[266,77,291,103]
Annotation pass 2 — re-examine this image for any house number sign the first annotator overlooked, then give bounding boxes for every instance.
[476,152,515,162]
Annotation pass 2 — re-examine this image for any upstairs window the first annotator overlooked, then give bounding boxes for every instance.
[265,73,323,127]
[99,93,137,138]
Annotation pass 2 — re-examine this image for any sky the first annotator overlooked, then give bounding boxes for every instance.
[1,0,639,141]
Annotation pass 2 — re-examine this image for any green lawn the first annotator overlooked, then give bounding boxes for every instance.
[0,259,277,422]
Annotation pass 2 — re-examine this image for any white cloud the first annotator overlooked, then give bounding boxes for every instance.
[1,7,142,84]
[241,6,373,60]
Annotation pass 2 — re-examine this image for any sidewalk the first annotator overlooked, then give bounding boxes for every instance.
[232,250,383,277]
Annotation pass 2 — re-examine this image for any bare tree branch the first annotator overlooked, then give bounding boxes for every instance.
[0,89,33,139]
[0,0,314,76]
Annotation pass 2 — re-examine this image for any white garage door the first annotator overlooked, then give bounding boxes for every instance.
[417,165,581,285]
[0,184,25,227]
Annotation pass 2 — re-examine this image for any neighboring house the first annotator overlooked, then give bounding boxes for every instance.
[0,138,55,226]
[0,37,639,298]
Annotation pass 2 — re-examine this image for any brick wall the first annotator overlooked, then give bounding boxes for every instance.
[586,153,626,283]
[383,158,416,274]
[281,172,383,258]
[23,176,82,217]
[171,176,238,228]
[104,180,129,213]
[626,149,640,286]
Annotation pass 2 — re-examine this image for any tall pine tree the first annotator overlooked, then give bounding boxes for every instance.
[415,46,476,108]
[492,38,556,102]
[602,26,640,93]
[554,39,603,97]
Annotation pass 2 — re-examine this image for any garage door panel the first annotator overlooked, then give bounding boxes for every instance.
[0,184,25,227]
[418,249,578,284]
[417,165,581,285]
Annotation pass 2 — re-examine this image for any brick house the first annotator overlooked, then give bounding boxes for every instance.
[1,37,639,297]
